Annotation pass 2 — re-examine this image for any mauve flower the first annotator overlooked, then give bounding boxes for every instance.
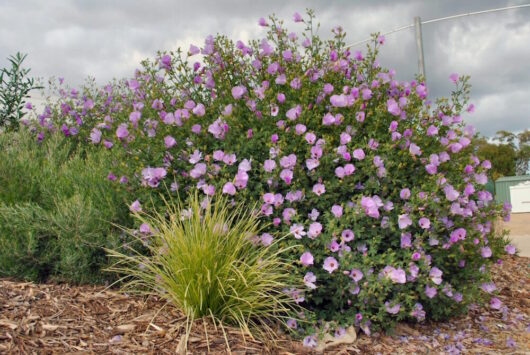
[481,246,492,258]
[222,182,236,195]
[90,128,102,144]
[142,167,167,187]
[323,257,339,273]
[400,188,411,200]
[261,233,273,246]
[130,200,142,213]
[350,268,363,282]
[290,224,306,239]
[418,217,431,229]
[304,272,317,289]
[401,233,412,248]
[308,222,322,239]
[331,205,343,218]
[293,11,303,22]
[416,84,427,98]
[387,98,401,116]
[330,94,349,107]
[444,185,460,201]
[189,44,200,55]
[425,285,437,298]
[164,136,176,149]
[116,124,129,139]
[390,268,406,284]
[306,158,320,171]
[300,251,314,266]
[481,282,496,293]
[342,229,354,242]
[192,103,205,116]
[107,172,117,181]
[385,302,401,314]
[231,85,247,99]
[398,214,412,229]
[295,124,307,135]
[286,105,302,120]
[430,267,443,285]
[505,244,516,255]
[490,297,502,310]
[449,73,459,83]
[409,143,422,156]
[258,17,268,26]
[263,159,276,172]
[303,336,317,348]
[305,132,316,144]
[313,183,326,196]
[189,163,207,179]
[139,223,152,235]
[353,148,365,160]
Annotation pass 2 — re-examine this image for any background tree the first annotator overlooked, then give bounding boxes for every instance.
[475,136,516,180]
[495,129,530,175]
[0,52,42,131]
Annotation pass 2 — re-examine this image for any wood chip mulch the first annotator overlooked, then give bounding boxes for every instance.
[1,256,528,354]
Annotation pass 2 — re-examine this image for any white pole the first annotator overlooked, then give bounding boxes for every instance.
[414,16,426,80]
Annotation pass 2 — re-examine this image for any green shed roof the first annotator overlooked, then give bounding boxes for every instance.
[495,175,530,183]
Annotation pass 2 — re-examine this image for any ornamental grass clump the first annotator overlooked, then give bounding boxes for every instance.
[106,193,299,340]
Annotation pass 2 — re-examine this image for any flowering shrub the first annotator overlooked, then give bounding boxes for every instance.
[29,11,513,341]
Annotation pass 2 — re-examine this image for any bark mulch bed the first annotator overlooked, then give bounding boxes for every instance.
[1,256,528,354]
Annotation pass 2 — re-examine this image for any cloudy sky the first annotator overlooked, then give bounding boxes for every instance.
[1,0,529,137]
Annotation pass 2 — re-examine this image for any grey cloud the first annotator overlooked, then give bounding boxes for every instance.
[0,0,529,137]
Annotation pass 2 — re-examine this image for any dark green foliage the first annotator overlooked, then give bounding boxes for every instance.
[0,130,133,283]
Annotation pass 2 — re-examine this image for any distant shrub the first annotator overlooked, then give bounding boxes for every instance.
[107,193,299,341]
[0,131,133,283]
[28,10,512,341]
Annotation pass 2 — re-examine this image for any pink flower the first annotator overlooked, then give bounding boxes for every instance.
[164,136,176,149]
[261,233,273,246]
[222,182,236,195]
[116,124,129,139]
[390,268,406,284]
[331,205,343,218]
[385,302,401,314]
[304,272,317,289]
[300,251,314,266]
[387,98,401,116]
[418,217,431,229]
[353,148,365,160]
[280,169,293,184]
[263,159,276,172]
[290,224,306,239]
[323,257,339,273]
[258,17,268,26]
[139,223,152,235]
[308,222,322,239]
[409,143,422,156]
[505,244,516,255]
[350,268,363,282]
[306,159,320,171]
[293,12,303,22]
[430,267,443,285]
[481,246,492,258]
[490,297,502,310]
[313,183,325,196]
[286,105,302,120]
[192,103,205,116]
[400,188,411,200]
[90,128,102,144]
[341,229,354,242]
[129,200,142,212]
[398,214,412,229]
[231,85,247,99]
[425,285,437,298]
[449,73,459,83]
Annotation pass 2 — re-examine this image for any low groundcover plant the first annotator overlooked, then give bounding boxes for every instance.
[26,10,515,345]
